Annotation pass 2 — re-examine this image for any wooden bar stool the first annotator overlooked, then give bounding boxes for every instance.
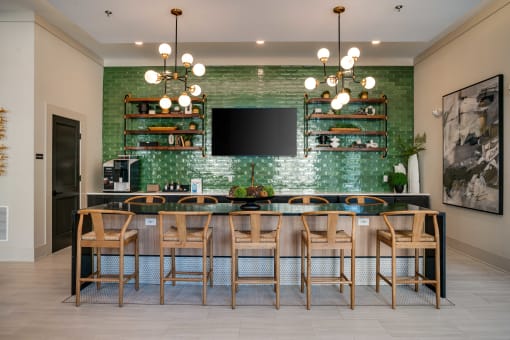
[177,195,218,204]
[75,209,139,307]
[158,211,213,305]
[124,195,166,204]
[301,211,357,309]
[229,210,282,309]
[377,210,441,309]
[288,196,329,204]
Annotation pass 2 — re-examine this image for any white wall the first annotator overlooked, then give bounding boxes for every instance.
[0,11,103,261]
[34,20,103,258]
[0,16,36,261]
[415,0,510,270]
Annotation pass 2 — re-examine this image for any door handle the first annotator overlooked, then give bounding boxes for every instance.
[52,190,63,196]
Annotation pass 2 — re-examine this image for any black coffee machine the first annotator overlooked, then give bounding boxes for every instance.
[103,158,140,192]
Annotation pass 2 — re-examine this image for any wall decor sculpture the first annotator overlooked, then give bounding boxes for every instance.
[442,74,503,214]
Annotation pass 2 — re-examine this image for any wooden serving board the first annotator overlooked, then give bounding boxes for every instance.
[148,126,178,132]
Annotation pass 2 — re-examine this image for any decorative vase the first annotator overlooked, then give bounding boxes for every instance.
[407,153,420,193]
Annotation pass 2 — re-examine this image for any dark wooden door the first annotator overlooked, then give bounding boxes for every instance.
[52,115,80,252]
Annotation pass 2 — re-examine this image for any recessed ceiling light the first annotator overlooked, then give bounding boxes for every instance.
[134,41,143,46]
[371,40,381,45]
[256,40,265,45]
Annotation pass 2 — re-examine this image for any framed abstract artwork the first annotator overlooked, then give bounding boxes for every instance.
[442,74,503,214]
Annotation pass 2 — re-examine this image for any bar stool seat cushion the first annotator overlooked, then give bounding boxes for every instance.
[234,230,277,243]
[301,230,351,243]
[377,230,435,243]
[163,227,212,242]
[82,229,138,241]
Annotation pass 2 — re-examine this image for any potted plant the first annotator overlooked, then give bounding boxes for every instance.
[397,132,426,158]
[389,172,407,193]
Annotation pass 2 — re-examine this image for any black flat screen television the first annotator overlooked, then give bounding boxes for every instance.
[212,108,297,156]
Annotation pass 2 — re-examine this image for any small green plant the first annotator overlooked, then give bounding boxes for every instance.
[263,185,275,197]
[389,172,408,186]
[233,186,247,198]
[397,132,426,157]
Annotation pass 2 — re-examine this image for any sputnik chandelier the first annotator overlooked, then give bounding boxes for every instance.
[304,6,375,110]
[144,8,205,112]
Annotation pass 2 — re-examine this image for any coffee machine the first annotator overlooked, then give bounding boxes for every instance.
[103,158,140,192]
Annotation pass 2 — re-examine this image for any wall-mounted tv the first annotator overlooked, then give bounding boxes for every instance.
[212,108,297,156]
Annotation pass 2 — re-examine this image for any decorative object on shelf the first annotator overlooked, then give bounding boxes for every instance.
[397,132,426,193]
[0,107,7,175]
[321,90,331,99]
[304,6,375,110]
[330,136,340,148]
[366,140,379,148]
[137,102,149,114]
[359,91,369,99]
[188,122,198,130]
[364,105,376,115]
[143,8,205,112]
[389,171,407,194]
[316,135,330,145]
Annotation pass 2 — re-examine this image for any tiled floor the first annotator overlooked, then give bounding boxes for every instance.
[1,247,510,339]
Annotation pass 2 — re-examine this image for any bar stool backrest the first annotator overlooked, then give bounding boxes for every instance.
[288,196,329,204]
[345,195,387,205]
[178,195,219,204]
[124,195,166,204]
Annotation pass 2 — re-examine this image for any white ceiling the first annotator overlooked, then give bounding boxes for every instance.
[0,0,490,66]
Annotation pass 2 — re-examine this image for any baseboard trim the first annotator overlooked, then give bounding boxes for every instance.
[447,237,510,272]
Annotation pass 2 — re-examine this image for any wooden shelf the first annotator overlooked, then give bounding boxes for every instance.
[305,97,386,105]
[124,146,203,151]
[304,95,388,158]
[124,96,205,104]
[124,113,203,119]
[124,129,204,135]
[310,147,387,152]
[307,114,386,120]
[307,130,386,136]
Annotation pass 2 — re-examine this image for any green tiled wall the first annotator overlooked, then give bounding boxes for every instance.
[103,66,413,192]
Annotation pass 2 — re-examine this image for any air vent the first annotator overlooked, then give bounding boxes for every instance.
[0,206,7,241]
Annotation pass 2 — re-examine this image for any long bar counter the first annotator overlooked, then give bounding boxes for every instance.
[73,201,445,297]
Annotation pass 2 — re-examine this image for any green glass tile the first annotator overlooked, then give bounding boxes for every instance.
[103,66,414,192]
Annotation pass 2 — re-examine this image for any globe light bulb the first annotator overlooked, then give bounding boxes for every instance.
[158,43,171,57]
[178,92,191,107]
[338,90,350,105]
[144,70,160,84]
[340,55,354,70]
[192,63,206,77]
[190,84,201,96]
[326,75,338,87]
[304,77,318,90]
[159,95,172,109]
[362,76,376,89]
[331,98,343,110]
[317,48,330,63]
[347,47,360,59]
[181,53,194,67]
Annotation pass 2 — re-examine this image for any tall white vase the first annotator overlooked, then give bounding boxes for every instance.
[407,154,420,193]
